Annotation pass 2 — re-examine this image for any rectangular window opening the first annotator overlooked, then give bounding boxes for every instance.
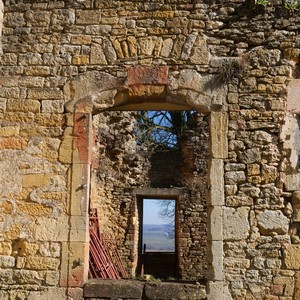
[142,198,176,252]
[138,197,177,279]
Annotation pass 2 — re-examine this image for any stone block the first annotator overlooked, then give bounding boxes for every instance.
[22,173,50,188]
[27,288,67,300]
[45,271,60,286]
[285,174,300,191]
[247,163,261,176]
[7,100,40,113]
[27,88,63,100]
[13,269,43,285]
[208,159,225,206]
[41,100,64,113]
[273,276,294,296]
[60,242,69,287]
[84,279,144,299]
[189,46,210,65]
[210,112,228,159]
[76,10,101,25]
[223,207,250,241]
[90,44,107,65]
[0,255,15,268]
[0,242,12,256]
[207,281,224,300]
[207,206,223,241]
[67,288,83,300]
[59,135,73,163]
[25,256,60,270]
[207,240,223,281]
[225,171,246,185]
[0,126,20,137]
[68,242,89,287]
[284,245,300,269]
[70,216,89,242]
[257,210,289,235]
[70,163,90,217]
[294,272,300,299]
[287,79,300,114]
[72,55,89,65]
[144,282,207,300]
[238,148,261,164]
[18,202,52,216]
[35,216,69,242]
[127,65,168,86]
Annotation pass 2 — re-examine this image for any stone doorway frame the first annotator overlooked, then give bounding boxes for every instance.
[63,66,228,299]
[134,188,181,278]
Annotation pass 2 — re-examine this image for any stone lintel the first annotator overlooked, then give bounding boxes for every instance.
[127,65,168,86]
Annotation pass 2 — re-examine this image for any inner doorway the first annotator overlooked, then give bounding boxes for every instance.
[139,198,177,279]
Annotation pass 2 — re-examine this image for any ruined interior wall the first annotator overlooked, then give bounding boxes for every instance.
[0,0,299,299]
[91,112,209,281]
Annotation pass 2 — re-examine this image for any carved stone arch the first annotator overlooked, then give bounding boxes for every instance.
[64,66,228,114]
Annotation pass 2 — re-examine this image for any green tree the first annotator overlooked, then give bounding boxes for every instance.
[135,110,194,150]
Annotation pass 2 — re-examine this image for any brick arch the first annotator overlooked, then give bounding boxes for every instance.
[64,66,227,114]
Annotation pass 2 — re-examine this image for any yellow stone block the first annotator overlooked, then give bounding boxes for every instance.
[0,126,20,137]
[72,55,89,65]
[284,245,300,269]
[18,202,52,216]
[247,164,260,176]
[7,100,40,113]
[4,224,22,240]
[0,201,13,214]
[0,242,12,255]
[71,35,92,45]
[113,39,124,59]
[39,192,66,201]
[22,174,50,188]
[59,137,73,164]
[127,36,137,57]
[25,256,60,270]
[284,48,299,62]
[257,84,266,92]
[35,113,65,127]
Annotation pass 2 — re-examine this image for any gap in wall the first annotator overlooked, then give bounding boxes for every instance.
[90,110,210,281]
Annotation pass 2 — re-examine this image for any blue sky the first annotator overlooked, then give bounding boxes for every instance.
[143,199,174,225]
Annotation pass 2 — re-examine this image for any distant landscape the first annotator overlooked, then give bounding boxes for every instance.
[143,224,175,252]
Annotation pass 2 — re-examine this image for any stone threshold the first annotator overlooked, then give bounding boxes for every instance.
[84,278,207,300]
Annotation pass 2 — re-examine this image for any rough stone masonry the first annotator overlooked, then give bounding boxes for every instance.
[0,0,300,299]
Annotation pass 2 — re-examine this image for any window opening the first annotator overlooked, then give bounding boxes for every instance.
[139,198,177,279]
[142,199,175,252]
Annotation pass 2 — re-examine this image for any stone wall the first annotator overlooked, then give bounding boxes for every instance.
[90,111,209,281]
[0,0,299,299]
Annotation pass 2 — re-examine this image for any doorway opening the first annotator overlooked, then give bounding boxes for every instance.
[138,198,177,279]
[90,109,209,281]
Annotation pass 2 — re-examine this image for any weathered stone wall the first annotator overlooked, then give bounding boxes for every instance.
[0,0,299,299]
[91,111,209,281]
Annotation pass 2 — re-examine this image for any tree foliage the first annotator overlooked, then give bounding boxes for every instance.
[135,110,194,150]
